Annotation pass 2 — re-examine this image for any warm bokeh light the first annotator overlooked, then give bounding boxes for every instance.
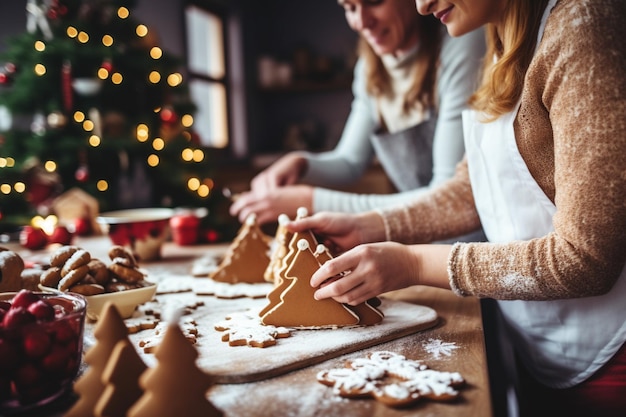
[102,35,114,47]
[66,26,78,38]
[77,31,89,43]
[111,72,123,84]
[97,180,108,191]
[117,7,129,19]
[187,177,200,191]
[181,148,194,161]
[82,120,94,131]
[149,71,161,83]
[136,25,148,37]
[97,68,109,79]
[150,47,162,59]
[136,124,149,142]
[152,137,165,151]
[89,135,101,147]
[44,160,57,172]
[34,64,46,76]
[14,182,25,193]
[167,73,183,87]
[181,114,193,127]
[74,111,85,123]
[197,184,210,198]
[147,154,159,167]
[192,149,205,162]
[34,41,45,52]
[0,184,10,195]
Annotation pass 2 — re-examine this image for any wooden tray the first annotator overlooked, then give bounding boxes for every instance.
[126,294,438,384]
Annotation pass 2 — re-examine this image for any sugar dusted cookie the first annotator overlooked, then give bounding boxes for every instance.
[317,351,465,408]
[214,311,291,348]
[0,248,24,292]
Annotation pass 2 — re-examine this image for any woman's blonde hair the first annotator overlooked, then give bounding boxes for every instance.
[469,0,549,119]
[359,14,443,115]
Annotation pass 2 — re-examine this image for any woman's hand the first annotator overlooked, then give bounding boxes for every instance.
[287,211,386,254]
[250,153,308,192]
[309,242,452,305]
[229,185,313,225]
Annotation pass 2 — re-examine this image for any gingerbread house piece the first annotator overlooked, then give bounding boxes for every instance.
[258,208,318,317]
[263,213,292,283]
[313,244,384,326]
[51,187,102,234]
[261,239,360,328]
[209,213,272,284]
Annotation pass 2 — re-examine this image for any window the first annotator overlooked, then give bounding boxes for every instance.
[184,4,228,148]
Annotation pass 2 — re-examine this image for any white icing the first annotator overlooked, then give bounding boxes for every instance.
[297,239,310,251]
[296,207,308,218]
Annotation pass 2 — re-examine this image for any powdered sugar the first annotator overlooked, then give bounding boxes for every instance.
[422,338,460,359]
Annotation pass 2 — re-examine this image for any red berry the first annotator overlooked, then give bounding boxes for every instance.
[27,300,55,322]
[19,226,48,250]
[51,319,76,343]
[23,326,52,358]
[11,290,41,310]
[2,306,36,329]
[41,344,70,372]
[48,225,73,245]
[0,338,20,370]
[73,217,92,236]
[14,363,42,387]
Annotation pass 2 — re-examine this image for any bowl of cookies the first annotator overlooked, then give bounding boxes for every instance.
[38,245,156,321]
[96,207,174,262]
[0,290,86,413]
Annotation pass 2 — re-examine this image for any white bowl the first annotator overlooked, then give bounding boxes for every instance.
[39,282,157,321]
[96,208,174,261]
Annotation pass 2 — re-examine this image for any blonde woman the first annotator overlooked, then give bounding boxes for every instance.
[287,0,626,415]
[230,0,485,233]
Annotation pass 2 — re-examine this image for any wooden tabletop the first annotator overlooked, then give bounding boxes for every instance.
[6,236,493,417]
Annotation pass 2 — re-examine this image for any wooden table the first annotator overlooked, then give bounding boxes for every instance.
[6,236,493,417]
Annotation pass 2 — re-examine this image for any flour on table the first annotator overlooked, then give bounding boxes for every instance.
[422,338,459,359]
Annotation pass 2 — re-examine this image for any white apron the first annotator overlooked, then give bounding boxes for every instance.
[463,0,626,388]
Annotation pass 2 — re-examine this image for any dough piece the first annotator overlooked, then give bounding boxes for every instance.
[108,245,138,268]
[21,268,43,291]
[0,249,24,292]
[58,264,90,291]
[138,318,198,354]
[61,248,91,276]
[317,351,465,408]
[209,213,272,284]
[261,239,360,328]
[108,262,145,284]
[87,259,110,285]
[70,283,106,296]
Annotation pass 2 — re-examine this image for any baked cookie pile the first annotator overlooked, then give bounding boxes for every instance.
[40,245,150,296]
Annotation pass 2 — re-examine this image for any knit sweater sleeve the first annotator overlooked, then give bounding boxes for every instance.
[449,0,626,301]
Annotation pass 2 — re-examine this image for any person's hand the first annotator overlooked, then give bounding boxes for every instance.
[287,211,386,254]
[250,153,308,192]
[309,242,422,305]
[229,185,314,225]
[308,242,452,306]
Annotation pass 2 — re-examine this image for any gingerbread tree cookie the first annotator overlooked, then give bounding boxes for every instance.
[263,213,292,283]
[128,321,223,417]
[95,339,147,417]
[261,239,360,328]
[65,302,130,417]
[209,213,271,284]
[259,208,318,317]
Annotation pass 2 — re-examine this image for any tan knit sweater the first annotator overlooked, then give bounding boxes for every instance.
[379,0,626,301]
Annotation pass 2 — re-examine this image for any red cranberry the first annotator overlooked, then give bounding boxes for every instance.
[50,319,76,344]
[27,300,55,322]
[11,290,41,310]
[22,326,52,358]
[14,363,42,387]
[41,344,70,372]
[0,338,20,370]
[2,307,36,329]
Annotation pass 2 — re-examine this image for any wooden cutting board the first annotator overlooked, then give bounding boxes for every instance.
[125,294,438,384]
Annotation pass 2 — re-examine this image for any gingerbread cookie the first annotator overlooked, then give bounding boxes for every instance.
[138,318,198,353]
[317,351,465,408]
[214,311,291,348]
[263,213,292,283]
[0,249,24,292]
[209,213,272,284]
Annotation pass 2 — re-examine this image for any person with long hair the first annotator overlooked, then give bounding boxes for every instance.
[230,0,485,233]
[286,0,626,415]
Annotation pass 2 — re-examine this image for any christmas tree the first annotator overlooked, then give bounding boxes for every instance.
[0,0,224,231]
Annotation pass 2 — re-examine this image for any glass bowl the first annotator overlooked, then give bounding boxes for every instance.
[0,291,86,414]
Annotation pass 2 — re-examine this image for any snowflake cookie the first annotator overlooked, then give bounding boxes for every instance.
[214,311,291,348]
[317,351,465,408]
